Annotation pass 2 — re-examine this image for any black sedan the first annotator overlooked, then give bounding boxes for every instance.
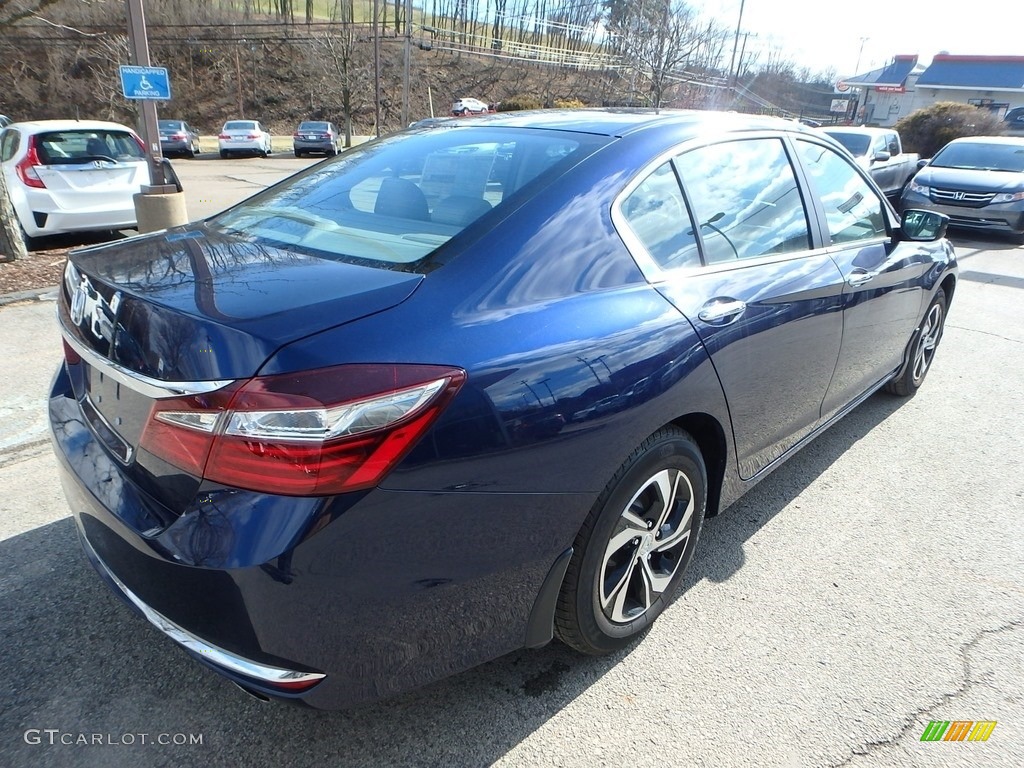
[50,110,956,709]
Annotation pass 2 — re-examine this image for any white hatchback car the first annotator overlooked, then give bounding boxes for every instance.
[218,120,273,158]
[0,120,148,242]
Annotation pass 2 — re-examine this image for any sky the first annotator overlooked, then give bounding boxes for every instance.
[691,0,1023,79]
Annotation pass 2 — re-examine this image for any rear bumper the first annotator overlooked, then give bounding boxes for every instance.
[160,140,192,154]
[49,363,581,708]
[20,189,137,237]
[293,140,335,152]
[219,140,264,153]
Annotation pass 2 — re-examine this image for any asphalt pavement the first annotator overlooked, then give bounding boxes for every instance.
[0,162,1021,767]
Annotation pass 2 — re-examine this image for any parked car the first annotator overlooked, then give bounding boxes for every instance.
[451,97,490,116]
[292,120,340,157]
[822,126,919,198]
[1003,107,1024,132]
[0,119,147,244]
[901,135,1024,243]
[51,110,956,710]
[158,119,201,158]
[218,120,272,158]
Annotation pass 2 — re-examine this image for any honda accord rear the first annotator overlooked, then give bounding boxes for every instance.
[50,111,956,708]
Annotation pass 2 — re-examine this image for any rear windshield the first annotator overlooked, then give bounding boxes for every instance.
[34,130,144,164]
[224,121,257,130]
[931,141,1024,172]
[210,127,610,271]
[159,120,184,130]
[825,131,871,157]
[298,122,330,130]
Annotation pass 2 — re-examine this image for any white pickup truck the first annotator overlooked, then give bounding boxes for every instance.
[822,127,920,198]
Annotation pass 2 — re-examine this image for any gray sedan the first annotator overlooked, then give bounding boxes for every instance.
[901,135,1024,243]
[292,121,340,157]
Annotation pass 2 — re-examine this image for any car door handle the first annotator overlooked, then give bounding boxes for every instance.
[698,299,747,323]
[847,269,878,287]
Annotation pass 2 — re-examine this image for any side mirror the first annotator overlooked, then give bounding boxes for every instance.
[872,150,891,163]
[900,209,948,242]
[917,158,929,169]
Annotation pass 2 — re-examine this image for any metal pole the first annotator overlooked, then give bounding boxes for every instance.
[373,0,381,137]
[727,0,747,92]
[125,0,167,188]
[402,0,412,126]
[854,37,869,76]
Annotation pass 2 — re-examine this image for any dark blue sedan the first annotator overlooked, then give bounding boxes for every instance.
[50,110,957,708]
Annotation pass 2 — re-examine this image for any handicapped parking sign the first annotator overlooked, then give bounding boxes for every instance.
[119,65,171,100]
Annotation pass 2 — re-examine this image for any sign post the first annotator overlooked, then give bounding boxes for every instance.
[124,0,169,190]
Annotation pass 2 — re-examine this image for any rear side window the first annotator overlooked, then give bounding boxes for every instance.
[0,129,19,162]
[34,130,144,164]
[673,138,811,263]
[212,128,608,269]
[796,140,887,244]
[620,162,700,270]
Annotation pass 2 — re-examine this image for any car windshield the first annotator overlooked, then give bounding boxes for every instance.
[34,130,144,164]
[299,122,329,131]
[224,121,257,131]
[211,127,610,271]
[930,142,1024,172]
[825,132,871,157]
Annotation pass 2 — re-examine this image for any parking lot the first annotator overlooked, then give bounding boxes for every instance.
[1,157,1022,767]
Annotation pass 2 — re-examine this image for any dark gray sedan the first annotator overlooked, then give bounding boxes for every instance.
[901,135,1024,243]
[158,119,201,158]
[292,120,340,157]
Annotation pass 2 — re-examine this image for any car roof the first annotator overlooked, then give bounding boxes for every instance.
[5,119,137,133]
[449,108,814,138]
[947,134,1024,145]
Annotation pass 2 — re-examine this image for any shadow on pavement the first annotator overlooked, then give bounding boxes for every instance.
[1,391,905,768]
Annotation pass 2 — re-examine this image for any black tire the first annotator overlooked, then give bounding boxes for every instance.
[294,150,302,158]
[885,288,947,396]
[555,426,707,655]
[18,224,39,252]
[219,150,228,159]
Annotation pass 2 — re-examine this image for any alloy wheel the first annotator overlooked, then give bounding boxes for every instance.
[599,468,696,624]
[912,303,943,383]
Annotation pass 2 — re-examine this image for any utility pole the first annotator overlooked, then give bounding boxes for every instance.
[854,36,869,76]
[125,0,167,188]
[373,0,381,137]
[402,0,412,126]
[727,0,747,92]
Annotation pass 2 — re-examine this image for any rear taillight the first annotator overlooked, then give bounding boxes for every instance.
[15,137,46,189]
[172,132,187,140]
[246,133,259,139]
[139,364,465,495]
[218,133,230,139]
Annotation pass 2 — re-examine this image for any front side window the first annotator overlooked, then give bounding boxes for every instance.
[212,128,608,269]
[620,162,700,270]
[796,140,887,244]
[673,138,811,263]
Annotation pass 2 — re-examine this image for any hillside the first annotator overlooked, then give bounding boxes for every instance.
[0,0,839,136]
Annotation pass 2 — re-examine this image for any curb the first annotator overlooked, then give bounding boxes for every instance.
[0,286,59,308]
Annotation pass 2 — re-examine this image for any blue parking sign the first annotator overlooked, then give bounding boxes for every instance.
[119,65,171,100]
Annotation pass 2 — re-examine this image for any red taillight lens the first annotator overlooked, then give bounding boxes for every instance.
[172,132,187,140]
[218,133,230,139]
[246,133,259,139]
[15,137,46,189]
[139,364,465,495]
